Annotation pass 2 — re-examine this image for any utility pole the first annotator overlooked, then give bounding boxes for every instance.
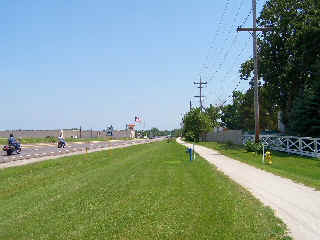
[189,100,192,111]
[237,0,273,142]
[194,76,207,111]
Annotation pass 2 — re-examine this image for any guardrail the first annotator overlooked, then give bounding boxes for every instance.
[242,135,320,158]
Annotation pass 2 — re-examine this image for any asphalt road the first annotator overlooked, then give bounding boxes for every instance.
[0,138,163,167]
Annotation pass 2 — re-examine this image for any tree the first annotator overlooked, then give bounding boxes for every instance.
[239,0,320,134]
[182,108,212,142]
[220,91,245,130]
[204,104,221,128]
[171,128,182,138]
[220,89,279,132]
[288,79,320,137]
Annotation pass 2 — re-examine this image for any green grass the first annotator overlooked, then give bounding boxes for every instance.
[0,142,291,240]
[0,137,112,145]
[198,141,320,191]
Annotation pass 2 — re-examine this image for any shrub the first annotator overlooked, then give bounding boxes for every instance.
[245,141,263,154]
[46,136,57,143]
[225,140,234,147]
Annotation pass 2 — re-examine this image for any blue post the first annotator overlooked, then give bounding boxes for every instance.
[186,147,193,161]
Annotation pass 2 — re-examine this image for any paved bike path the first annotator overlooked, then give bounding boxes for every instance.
[177,138,320,240]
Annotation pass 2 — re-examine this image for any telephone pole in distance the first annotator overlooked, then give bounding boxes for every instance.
[194,76,207,111]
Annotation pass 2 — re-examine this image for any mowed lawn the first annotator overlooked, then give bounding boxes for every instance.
[199,141,320,191]
[0,142,290,240]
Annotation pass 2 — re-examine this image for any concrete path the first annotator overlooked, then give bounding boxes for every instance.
[177,138,320,240]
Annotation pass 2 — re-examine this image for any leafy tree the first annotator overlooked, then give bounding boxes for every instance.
[204,104,221,128]
[239,0,320,134]
[171,128,182,138]
[288,79,320,137]
[182,108,212,142]
[221,89,278,132]
[220,91,244,130]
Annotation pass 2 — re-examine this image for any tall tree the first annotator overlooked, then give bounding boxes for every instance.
[204,104,221,129]
[288,76,320,137]
[220,91,245,130]
[182,108,212,142]
[240,0,320,133]
[221,89,279,132]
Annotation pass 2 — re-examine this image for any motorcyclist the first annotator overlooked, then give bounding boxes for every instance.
[58,131,66,148]
[8,133,21,152]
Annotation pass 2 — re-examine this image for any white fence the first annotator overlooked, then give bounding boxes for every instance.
[242,135,320,158]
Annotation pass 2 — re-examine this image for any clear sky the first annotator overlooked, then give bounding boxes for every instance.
[0,0,267,131]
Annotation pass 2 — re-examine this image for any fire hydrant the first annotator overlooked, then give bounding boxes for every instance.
[265,151,272,165]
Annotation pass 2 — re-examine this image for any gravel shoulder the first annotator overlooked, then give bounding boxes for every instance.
[177,138,320,240]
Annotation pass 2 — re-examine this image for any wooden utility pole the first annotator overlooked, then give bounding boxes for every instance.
[237,0,273,143]
[189,100,192,111]
[194,76,207,111]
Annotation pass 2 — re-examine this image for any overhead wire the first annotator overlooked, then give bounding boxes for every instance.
[214,32,264,107]
[208,7,252,82]
[197,0,266,108]
[198,0,232,78]
[203,0,248,81]
[206,7,253,104]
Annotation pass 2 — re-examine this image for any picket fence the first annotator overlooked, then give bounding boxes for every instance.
[242,135,320,158]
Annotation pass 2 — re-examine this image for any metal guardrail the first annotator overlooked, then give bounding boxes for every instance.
[242,135,320,158]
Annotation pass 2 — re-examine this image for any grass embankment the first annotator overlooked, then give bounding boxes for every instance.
[198,141,320,191]
[0,137,112,145]
[0,142,290,240]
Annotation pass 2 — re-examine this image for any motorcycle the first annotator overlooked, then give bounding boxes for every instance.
[57,138,66,148]
[2,144,21,156]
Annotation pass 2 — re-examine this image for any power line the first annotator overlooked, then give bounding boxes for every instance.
[206,37,251,103]
[197,2,264,109]
[207,8,253,81]
[198,0,232,78]
[201,8,252,90]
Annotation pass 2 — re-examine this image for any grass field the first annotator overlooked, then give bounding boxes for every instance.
[0,142,290,240]
[198,141,320,191]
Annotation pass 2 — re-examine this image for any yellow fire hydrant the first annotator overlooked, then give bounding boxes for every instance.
[265,151,272,165]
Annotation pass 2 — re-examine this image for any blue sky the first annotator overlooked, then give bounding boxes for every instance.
[0,0,267,131]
